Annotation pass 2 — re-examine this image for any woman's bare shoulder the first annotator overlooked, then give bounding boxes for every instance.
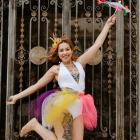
[50,64,60,74]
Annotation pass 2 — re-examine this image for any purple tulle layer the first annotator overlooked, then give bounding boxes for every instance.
[27,89,60,120]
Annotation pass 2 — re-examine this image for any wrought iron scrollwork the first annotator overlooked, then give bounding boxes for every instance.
[17,0,29,7]
[24,0,29,5]
[74,0,84,59]
[50,0,63,8]
[94,1,116,139]
[95,3,103,13]
[103,28,116,140]
[14,16,29,140]
[84,0,92,12]
[30,0,38,12]
[50,0,56,5]
[41,0,49,12]
[96,17,108,135]
[70,0,83,8]
[15,18,29,92]
[130,0,138,139]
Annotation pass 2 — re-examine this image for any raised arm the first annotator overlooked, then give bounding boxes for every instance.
[77,14,116,67]
[6,66,57,105]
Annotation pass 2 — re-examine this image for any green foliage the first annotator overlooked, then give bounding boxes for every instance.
[103,3,109,7]
[123,10,127,16]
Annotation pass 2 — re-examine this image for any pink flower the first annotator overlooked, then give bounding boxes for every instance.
[78,92,84,97]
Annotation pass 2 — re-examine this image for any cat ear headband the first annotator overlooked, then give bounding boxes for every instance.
[50,33,67,52]
[97,0,131,16]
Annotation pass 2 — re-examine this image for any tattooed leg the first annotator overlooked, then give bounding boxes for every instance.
[62,115,73,140]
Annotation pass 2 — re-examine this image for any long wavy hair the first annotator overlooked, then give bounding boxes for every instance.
[44,39,76,64]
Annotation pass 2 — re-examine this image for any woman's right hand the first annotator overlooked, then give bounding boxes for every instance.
[6,95,18,105]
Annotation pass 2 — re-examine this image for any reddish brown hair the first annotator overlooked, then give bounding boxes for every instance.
[44,39,75,64]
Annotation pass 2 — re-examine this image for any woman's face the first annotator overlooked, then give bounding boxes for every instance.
[58,42,73,63]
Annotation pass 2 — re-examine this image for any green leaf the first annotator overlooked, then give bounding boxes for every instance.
[123,10,127,16]
[103,3,109,7]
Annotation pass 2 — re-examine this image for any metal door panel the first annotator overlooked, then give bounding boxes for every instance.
[3,0,140,140]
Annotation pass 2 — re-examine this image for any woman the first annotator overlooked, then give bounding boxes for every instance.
[6,14,116,140]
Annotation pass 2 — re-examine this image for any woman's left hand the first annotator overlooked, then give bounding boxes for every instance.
[106,14,116,27]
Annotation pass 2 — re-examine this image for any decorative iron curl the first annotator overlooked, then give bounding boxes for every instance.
[78,0,83,5]
[15,50,29,64]
[131,111,137,122]
[41,5,46,11]
[16,0,29,7]
[131,31,137,42]
[131,51,137,62]
[84,0,92,12]
[95,4,103,12]
[70,0,76,8]
[14,132,20,138]
[102,127,108,132]
[131,11,137,23]
[71,0,83,8]
[24,0,29,5]
[50,0,62,8]
[132,91,136,95]
[50,0,56,5]
[111,137,116,140]
[41,17,47,22]
[131,91,137,102]
[96,17,102,23]
[110,133,116,140]
[86,18,91,23]
[30,0,38,12]
[58,0,63,8]
[16,0,22,7]
[131,71,137,81]
[32,16,37,22]
[41,5,49,12]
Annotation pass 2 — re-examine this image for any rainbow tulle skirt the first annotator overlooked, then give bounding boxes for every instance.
[27,88,97,131]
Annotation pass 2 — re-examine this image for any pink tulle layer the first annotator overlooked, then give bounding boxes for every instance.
[80,94,97,130]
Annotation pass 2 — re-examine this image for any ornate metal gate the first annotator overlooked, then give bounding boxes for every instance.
[0,0,139,140]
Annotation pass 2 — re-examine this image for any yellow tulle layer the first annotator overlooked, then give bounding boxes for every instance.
[44,89,78,131]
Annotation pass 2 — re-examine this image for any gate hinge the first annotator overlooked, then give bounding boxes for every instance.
[119,124,122,139]
[9,123,11,138]
[120,58,122,74]
[10,58,13,72]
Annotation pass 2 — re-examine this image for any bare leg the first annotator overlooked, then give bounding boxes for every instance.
[55,128,65,140]
[55,115,84,140]
[72,115,84,140]
[20,118,57,140]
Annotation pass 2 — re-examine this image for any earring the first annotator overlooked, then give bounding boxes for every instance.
[59,58,61,63]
